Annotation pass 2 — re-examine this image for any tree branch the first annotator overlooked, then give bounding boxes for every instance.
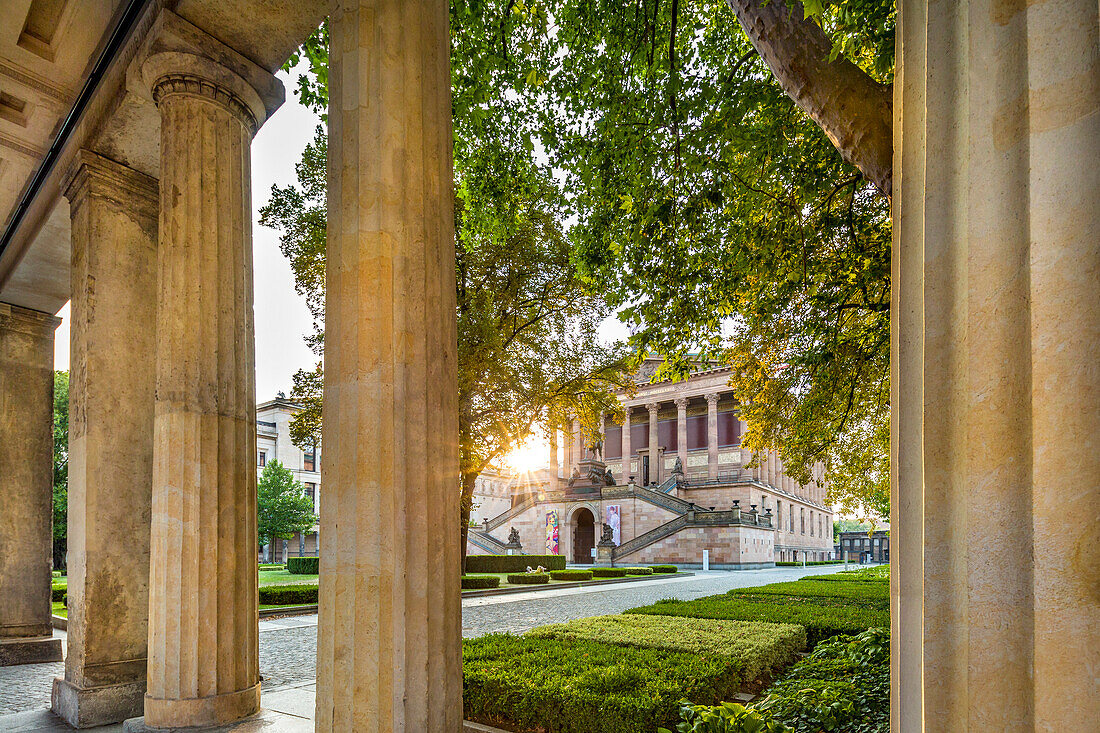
[724,0,893,199]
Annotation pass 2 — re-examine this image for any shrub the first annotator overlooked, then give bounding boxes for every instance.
[660,702,790,733]
[506,573,550,585]
[650,565,678,574]
[624,567,653,575]
[527,615,805,683]
[549,569,593,581]
[730,580,889,607]
[51,584,66,602]
[287,557,319,574]
[754,628,890,733]
[806,566,890,582]
[465,554,565,573]
[590,567,629,578]
[258,584,318,605]
[259,564,286,571]
[626,596,888,645]
[462,575,501,589]
[463,634,748,733]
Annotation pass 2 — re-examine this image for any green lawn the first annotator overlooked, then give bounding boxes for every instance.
[258,570,318,586]
[462,569,682,591]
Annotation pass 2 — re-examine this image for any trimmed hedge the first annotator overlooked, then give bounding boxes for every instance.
[463,634,748,733]
[590,567,629,578]
[775,560,843,566]
[507,573,550,585]
[51,584,65,602]
[625,596,888,646]
[462,575,501,589]
[465,554,565,573]
[549,569,593,581]
[805,566,890,582]
[258,584,318,605]
[287,557,319,574]
[730,581,889,607]
[527,615,805,682]
[650,565,678,574]
[624,567,653,575]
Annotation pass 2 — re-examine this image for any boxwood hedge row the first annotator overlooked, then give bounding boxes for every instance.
[549,569,593,581]
[461,575,501,589]
[649,565,678,574]
[590,567,629,578]
[465,554,565,573]
[287,557,319,574]
[506,573,550,585]
[463,634,747,733]
[258,584,318,605]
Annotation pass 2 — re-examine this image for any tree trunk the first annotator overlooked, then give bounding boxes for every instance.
[459,470,481,574]
[725,0,893,199]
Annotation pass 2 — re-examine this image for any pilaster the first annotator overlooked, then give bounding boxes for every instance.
[674,397,688,472]
[0,303,63,666]
[52,151,157,728]
[316,0,461,729]
[621,408,631,479]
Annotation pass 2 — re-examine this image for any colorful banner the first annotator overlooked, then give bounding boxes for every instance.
[606,505,621,545]
[546,510,559,554]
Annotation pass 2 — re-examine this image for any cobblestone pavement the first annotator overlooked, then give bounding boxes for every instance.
[0,565,848,717]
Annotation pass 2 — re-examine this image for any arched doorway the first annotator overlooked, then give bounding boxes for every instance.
[572,508,595,564]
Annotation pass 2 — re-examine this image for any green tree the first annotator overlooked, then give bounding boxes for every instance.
[280,0,897,520]
[52,370,69,570]
[257,460,317,555]
[260,124,629,569]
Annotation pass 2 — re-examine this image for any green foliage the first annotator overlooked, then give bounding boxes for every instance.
[591,567,629,578]
[549,569,593,581]
[462,575,502,589]
[626,594,887,646]
[806,565,889,582]
[52,371,68,569]
[650,565,679,574]
[775,560,843,566]
[286,557,319,574]
[465,554,566,573]
[527,615,805,680]
[624,566,654,575]
[729,581,888,608]
[51,583,66,602]
[257,460,317,550]
[753,628,890,733]
[660,701,790,733]
[462,634,747,733]
[507,572,551,584]
[258,584,318,606]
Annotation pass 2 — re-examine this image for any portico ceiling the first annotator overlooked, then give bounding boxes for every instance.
[0,0,325,315]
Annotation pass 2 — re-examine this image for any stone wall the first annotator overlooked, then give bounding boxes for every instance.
[617,524,774,568]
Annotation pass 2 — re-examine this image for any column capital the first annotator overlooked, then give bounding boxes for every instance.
[136,9,284,133]
[645,402,660,414]
[0,302,61,337]
[62,150,158,210]
[674,397,688,410]
[704,392,720,405]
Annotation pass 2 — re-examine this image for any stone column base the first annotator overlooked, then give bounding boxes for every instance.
[0,635,62,666]
[127,683,261,731]
[52,676,145,729]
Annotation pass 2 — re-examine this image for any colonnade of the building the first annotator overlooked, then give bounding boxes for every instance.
[0,2,460,731]
[556,395,826,505]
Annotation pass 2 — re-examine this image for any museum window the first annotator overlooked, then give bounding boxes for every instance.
[630,422,649,451]
[304,482,316,509]
[801,508,805,534]
[258,451,266,467]
[717,411,740,447]
[303,450,316,472]
[686,414,707,449]
[810,511,814,536]
[604,423,622,459]
[658,418,677,452]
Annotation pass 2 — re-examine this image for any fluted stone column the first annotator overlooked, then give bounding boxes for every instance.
[893,1,1099,730]
[316,1,461,730]
[0,303,62,667]
[125,22,283,728]
[621,408,632,473]
[563,424,573,475]
[646,403,660,484]
[51,152,157,728]
[674,397,688,472]
[573,418,583,462]
[704,394,719,480]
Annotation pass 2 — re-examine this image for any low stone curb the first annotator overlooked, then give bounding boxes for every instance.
[51,614,66,630]
[461,571,694,598]
[259,604,318,618]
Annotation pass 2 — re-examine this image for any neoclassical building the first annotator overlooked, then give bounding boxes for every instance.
[0,1,1094,731]
[256,397,320,561]
[467,358,835,567]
